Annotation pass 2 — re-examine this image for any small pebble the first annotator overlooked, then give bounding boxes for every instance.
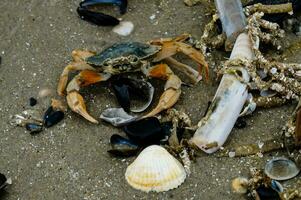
[228,151,236,158]
[38,88,55,98]
[29,97,37,106]
[149,14,156,20]
[112,21,134,36]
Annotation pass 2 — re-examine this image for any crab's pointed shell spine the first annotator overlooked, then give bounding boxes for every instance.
[125,145,186,192]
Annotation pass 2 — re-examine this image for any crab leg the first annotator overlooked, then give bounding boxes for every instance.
[57,50,96,96]
[150,39,209,80]
[58,62,97,95]
[164,57,202,84]
[66,70,111,124]
[142,64,182,118]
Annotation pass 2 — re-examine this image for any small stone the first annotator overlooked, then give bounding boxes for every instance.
[29,97,37,106]
[112,21,134,36]
[149,14,156,20]
[257,141,264,149]
[228,151,236,158]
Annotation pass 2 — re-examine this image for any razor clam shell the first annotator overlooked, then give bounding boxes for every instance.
[100,108,137,127]
[125,145,186,192]
[264,157,300,181]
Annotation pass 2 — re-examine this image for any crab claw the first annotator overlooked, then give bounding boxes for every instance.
[143,74,181,118]
[67,91,98,124]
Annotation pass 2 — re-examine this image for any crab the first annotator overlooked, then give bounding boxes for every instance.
[57,34,209,124]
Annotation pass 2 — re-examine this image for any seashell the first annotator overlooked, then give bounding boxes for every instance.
[0,173,12,191]
[25,123,43,135]
[107,134,139,157]
[255,185,281,200]
[260,89,277,97]
[112,77,154,113]
[100,108,137,127]
[113,21,134,36]
[10,110,43,127]
[77,6,120,26]
[125,145,186,192]
[231,177,249,194]
[264,157,300,181]
[79,0,128,14]
[124,117,166,145]
[43,106,64,128]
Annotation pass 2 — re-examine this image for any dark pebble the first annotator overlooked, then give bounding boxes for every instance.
[29,97,37,106]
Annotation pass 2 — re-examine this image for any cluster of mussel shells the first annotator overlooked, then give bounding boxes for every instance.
[107,117,188,192]
[10,106,64,135]
[99,77,188,192]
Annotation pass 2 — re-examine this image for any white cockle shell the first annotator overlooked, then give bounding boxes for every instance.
[125,145,186,193]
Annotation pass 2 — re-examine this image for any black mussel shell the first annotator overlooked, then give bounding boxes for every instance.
[112,79,131,112]
[108,134,139,157]
[256,185,281,200]
[29,97,37,106]
[43,106,64,128]
[0,173,9,191]
[77,7,120,26]
[80,0,127,14]
[25,123,43,135]
[123,117,166,145]
[111,77,154,113]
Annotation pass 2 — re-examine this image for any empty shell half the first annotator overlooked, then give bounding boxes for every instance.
[264,157,300,181]
[125,145,186,192]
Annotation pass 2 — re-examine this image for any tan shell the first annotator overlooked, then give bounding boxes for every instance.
[125,145,186,192]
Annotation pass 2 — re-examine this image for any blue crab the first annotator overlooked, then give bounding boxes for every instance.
[57,34,208,123]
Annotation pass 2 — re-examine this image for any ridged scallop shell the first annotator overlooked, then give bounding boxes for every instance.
[125,145,186,192]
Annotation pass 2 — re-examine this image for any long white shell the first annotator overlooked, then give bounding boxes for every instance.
[125,145,186,192]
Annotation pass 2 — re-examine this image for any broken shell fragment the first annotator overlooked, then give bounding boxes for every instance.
[25,123,43,135]
[0,173,12,191]
[123,117,165,145]
[100,108,137,127]
[112,21,134,36]
[264,157,300,181]
[125,145,186,192]
[10,110,43,127]
[112,77,154,113]
[108,134,139,157]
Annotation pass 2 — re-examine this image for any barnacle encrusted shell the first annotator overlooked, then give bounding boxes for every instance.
[125,145,186,192]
